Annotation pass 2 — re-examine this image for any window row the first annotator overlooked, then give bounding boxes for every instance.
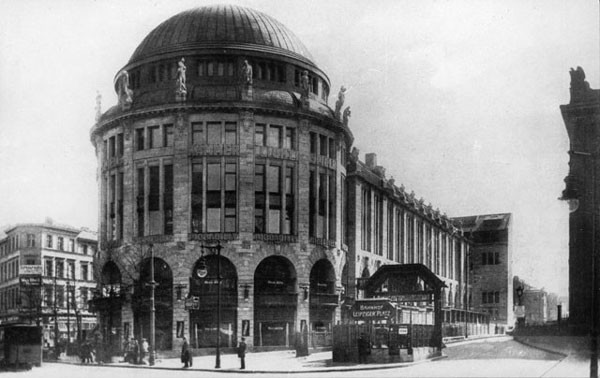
[309,167,336,239]
[105,132,124,158]
[135,124,174,151]
[481,291,501,304]
[45,234,75,252]
[192,121,238,145]
[136,162,174,237]
[0,234,22,256]
[0,258,19,283]
[255,161,295,234]
[255,123,296,150]
[44,258,91,281]
[309,132,336,159]
[480,251,500,265]
[360,185,464,280]
[0,286,19,311]
[43,285,90,309]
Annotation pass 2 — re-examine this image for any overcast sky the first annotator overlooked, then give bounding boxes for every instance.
[1,0,598,296]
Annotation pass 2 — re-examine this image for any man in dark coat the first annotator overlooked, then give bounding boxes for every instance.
[181,337,190,368]
[237,337,247,369]
[358,333,368,364]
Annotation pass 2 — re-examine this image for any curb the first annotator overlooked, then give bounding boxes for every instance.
[512,337,568,359]
[47,355,448,374]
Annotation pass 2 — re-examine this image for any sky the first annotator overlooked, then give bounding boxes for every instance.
[0,0,598,297]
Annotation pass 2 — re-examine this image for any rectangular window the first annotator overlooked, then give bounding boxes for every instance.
[224,122,237,145]
[206,163,221,232]
[207,122,222,144]
[117,133,124,156]
[407,215,414,262]
[268,165,281,233]
[329,138,336,159]
[136,128,145,151]
[255,124,266,146]
[374,194,382,255]
[56,260,64,278]
[46,235,53,249]
[341,175,348,246]
[207,61,214,76]
[191,163,203,233]
[69,239,75,252]
[319,135,328,156]
[328,174,335,239]
[164,164,174,235]
[57,237,64,251]
[68,260,75,279]
[45,259,53,277]
[137,167,145,237]
[284,128,295,150]
[310,132,317,154]
[56,286,64,308]
[387,204,394,261]
[109,136,116,157]
[148,165,161,235]
[284,166,295,235]
[197,61,205,76]
[81,263,88,281]
[192,122,204,145]
[255,163,266,233]
[163,124,174,147]
[148,126,161,149]
[268,125,282,148]
[309,169,316,237]
[27,234,35,248]
[224,163,237,232]
[317,172,326,238]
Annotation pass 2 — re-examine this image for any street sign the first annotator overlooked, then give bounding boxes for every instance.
[350,300,396,320]
[398,327,408,335]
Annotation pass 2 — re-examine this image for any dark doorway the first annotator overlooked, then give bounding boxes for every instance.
[133,257,173,350]
[189,255,237,348]
[254,256,297,347]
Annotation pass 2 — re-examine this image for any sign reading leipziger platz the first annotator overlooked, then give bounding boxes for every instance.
[350,300,396,320]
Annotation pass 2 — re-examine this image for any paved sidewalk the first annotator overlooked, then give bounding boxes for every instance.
[514,335,590,377]
[57,349,444,374]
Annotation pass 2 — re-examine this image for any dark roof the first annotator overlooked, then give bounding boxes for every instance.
[365,264,446,294]
[129,5,315,65]
[451,213,511,232]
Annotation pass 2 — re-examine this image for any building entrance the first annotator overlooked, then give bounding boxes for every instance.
[189,255,237,348]
[133,257,173,350]
[254,256,297,347]
[309,259,337,346]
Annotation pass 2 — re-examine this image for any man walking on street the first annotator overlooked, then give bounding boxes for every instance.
[140,338,149,364]
[181,337,190,368]
[237,337,247,369]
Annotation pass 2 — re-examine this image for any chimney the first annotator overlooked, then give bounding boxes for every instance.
[365,153,377,169]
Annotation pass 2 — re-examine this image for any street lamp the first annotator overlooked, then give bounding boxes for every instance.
[201,242,223,369]
[147,244,158,366]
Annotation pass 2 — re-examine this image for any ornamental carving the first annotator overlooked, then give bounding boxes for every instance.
[175,58,187,101]
[116,70,133,110]
[342,106,351,127]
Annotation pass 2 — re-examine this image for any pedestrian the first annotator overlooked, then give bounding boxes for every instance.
[132,339,139,364]
[140,338,149,364]
[237,337,247,369]
[357,333,368,364]
[181,336,190,368]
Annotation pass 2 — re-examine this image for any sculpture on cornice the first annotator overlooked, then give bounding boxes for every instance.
[334,86,346,120]
[300,70,310,98]
[570,66,587,88]
[242,60,253,85]
[569,66,595,103]
[350,147,360,160]
[95,91,102,122]
[342,106,351,127]
[175,58,187,100]
[116,70,133,110]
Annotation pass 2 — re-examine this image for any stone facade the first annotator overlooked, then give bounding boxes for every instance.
[560,66,600,329]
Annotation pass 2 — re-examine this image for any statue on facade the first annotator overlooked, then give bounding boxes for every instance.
[350,147,360,160]
[570,66,587,87]
[95,91,102,122]
[342,106,351,127]
[569,66,595,104]
[175,58,187,100]
[300,70,310,98]
[116,70,133,110]
[334,86,346,120]
[242,60,253,85]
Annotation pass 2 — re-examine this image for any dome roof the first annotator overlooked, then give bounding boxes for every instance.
[129,5,315,65]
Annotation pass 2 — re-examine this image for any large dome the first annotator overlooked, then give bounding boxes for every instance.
[129,5,315,65]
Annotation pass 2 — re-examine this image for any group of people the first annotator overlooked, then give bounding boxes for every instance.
[123,337,149,365]
[180,337,246,369]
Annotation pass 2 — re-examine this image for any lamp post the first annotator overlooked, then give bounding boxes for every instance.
[148,244,157,366]
[201,242,222,369]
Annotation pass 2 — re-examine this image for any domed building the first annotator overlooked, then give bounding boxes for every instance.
[90,4,351,353]
[91,5,479,357]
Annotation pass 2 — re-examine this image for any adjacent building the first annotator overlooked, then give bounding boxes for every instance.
[90,4,501,353]
[560,66,600,330]
[452,213,513,328]
[0,220,98,347]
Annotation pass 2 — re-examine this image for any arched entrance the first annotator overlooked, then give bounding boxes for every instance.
[254,256,297,347]
[189,255,237,348]
[309,259,337,346]
[99,261,122,352]
[133,257,173,350]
